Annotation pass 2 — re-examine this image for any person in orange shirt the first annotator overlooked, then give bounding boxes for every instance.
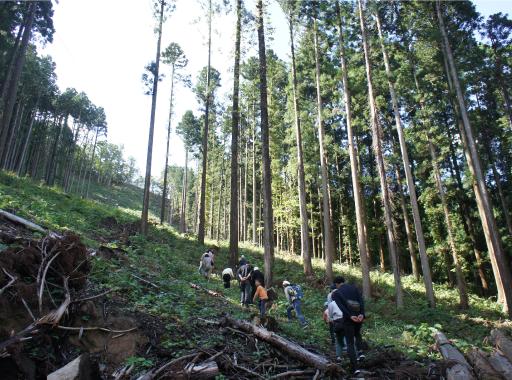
[253,279,268,314]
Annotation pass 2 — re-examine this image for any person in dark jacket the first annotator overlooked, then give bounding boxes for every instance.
[238,262,254,307]
[332,276,365,376]
[250,267,265,304]
[237,255,247,269]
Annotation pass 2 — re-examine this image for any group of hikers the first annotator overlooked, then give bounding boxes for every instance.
[199,250,366,375]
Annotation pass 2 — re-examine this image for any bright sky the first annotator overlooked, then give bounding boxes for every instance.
[41,0,512,179]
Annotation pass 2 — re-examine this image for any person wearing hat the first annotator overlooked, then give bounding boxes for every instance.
[283,281,307,329]
[327,283,336,304]
[250,267,265,305]
[237,255,247,269]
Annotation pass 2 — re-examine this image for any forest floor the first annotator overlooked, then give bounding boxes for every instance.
[0,171,511,379]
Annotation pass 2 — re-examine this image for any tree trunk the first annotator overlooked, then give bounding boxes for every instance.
[287,13,312,275]
[198,0,213,245]
[16,96,40,175]
[252,101,257,245]
[376,13,433,301]
[141,0,165,235]
[336,1,370,295]
[161,64,175,225]
[216,164,224,240]
[85,128,99,200]
[46,115,64,185]
[2,98,23,169]
[0,2,35,159]
[438,1,512,316]
[180,149,188,233]
[486,144,512,240]
[358,0,402,306]
[313,19,333,283]
[257,0,275,288]
[75,131,90,196]
[244,136,248,242]
[0,24,24,107]
[389,132,419,280]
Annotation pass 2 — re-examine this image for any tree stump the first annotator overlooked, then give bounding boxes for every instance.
[433,332,476,380]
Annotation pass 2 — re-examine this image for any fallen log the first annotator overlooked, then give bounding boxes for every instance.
[491,329,512,364]
[47,354,94,380]
[0,209,46,233]
[433,332,476,380]
[466,348,503,380]
[189,282,227,299]
[225,317,345,377]
[488,350,512,379]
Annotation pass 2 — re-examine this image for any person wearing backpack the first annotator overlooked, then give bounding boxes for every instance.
[283,281,308,329]
[202,251,214,282]
[332,276,365,376]
[198,249,212,275]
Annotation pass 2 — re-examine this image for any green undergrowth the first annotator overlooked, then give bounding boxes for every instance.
[1,170,510,363]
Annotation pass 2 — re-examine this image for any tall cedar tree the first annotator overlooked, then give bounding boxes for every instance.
[257,0,275,287]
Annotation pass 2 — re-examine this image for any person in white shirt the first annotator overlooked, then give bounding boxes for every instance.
[328,296,347,360]
[222,267,234,288]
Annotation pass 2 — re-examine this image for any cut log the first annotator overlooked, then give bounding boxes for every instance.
[189,282,227,299]
[225,317,344,377]
[0,209,46,233]
[491,329,512,364]
[47,354,93,380]
[433,331,476,380]
[467,348,503,380]
[190,361,219,380]
[135,371,153,380]
[488,350,512,379]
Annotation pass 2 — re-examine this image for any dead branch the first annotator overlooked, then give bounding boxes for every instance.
[0,268,17,296]
[132,273,160,289]
[197,317,220,325]
[71,288,115,304]
[0,209,46,233]
[21,298,36,322]
[151,353,201,379]
[57,326,138,334]
[275,369,316,378]
[38,251,61,316]
[189,282,227,299]
[222,354,265,379]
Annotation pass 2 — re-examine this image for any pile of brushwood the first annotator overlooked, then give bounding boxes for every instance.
[0,213,448,380]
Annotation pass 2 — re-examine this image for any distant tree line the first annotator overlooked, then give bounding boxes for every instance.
[0,1,140,197]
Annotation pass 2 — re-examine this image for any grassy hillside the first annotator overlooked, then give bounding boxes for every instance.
[0,171,510,378]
